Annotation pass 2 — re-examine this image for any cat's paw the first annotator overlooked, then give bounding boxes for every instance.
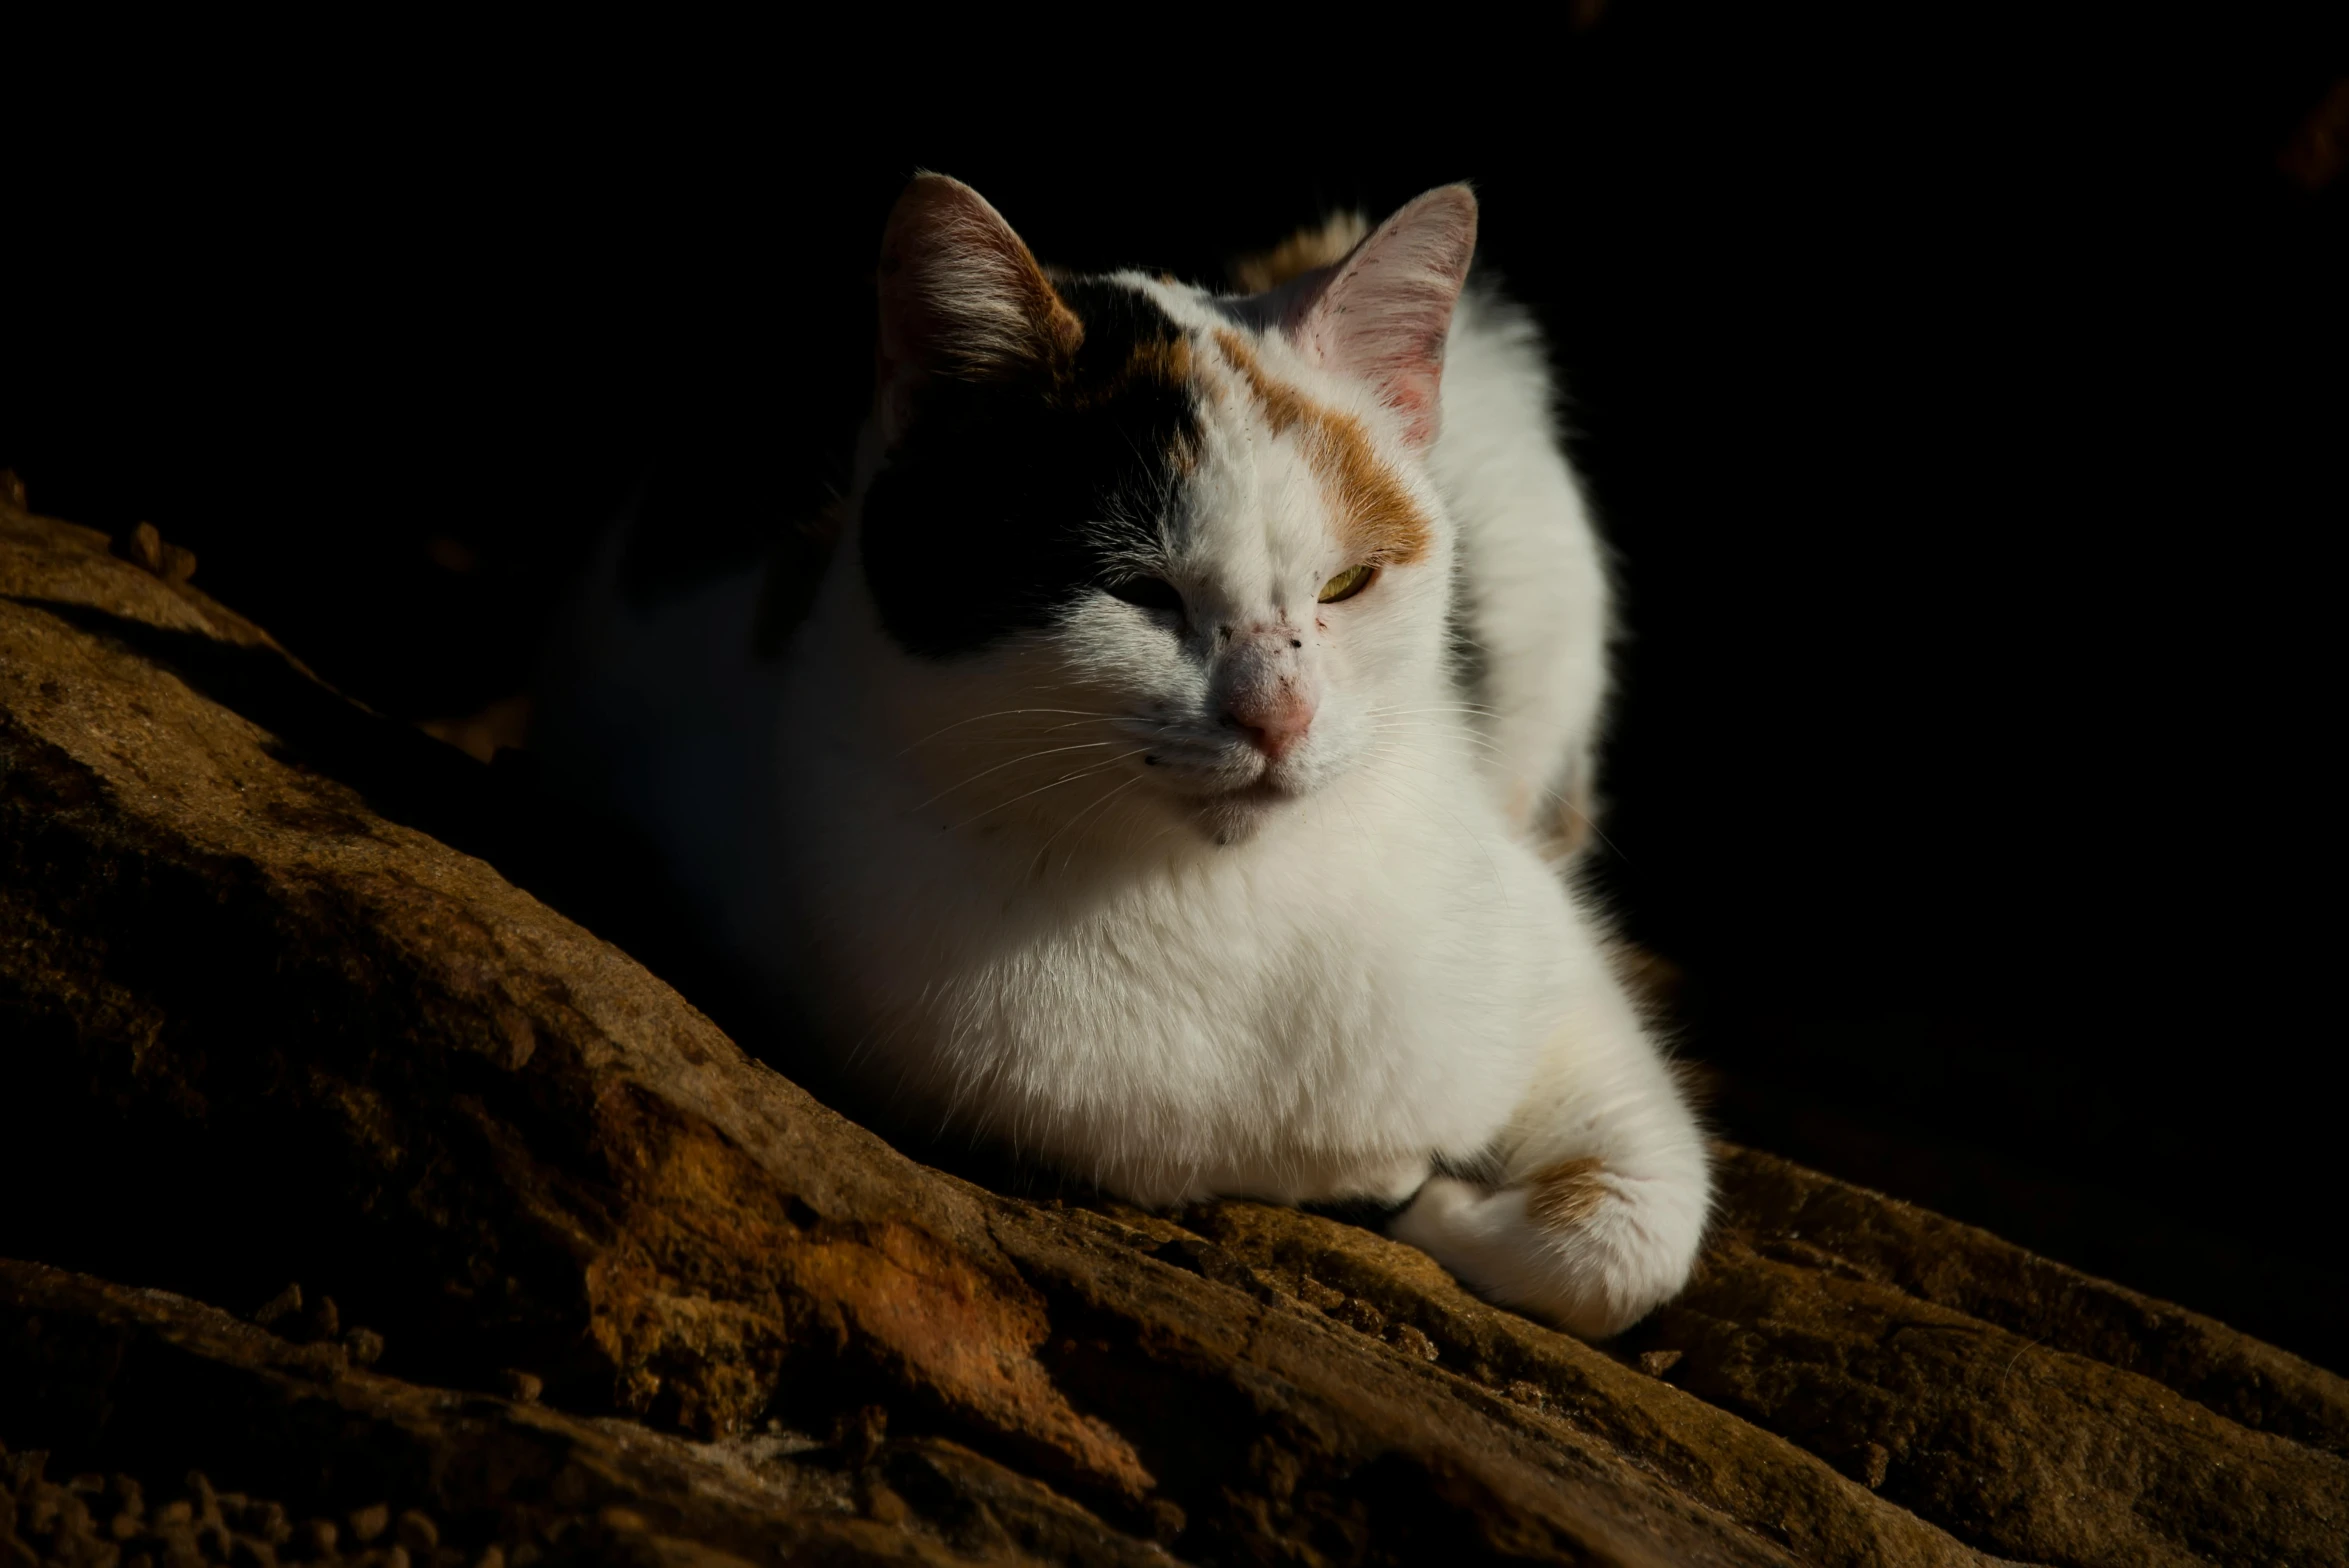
[1386,1172,1484,1242]
[1349,1153,1437,1208]
[1389,1162,1705,1340]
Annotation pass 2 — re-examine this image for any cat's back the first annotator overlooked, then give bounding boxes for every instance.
[1429,282,1614,848]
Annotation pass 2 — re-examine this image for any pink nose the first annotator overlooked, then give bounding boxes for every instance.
[1225,694,1316,761]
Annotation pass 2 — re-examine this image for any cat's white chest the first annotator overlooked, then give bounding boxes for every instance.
[783,756,1570,1205]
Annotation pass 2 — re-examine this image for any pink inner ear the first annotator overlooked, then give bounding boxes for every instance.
[1289,186,1479,447]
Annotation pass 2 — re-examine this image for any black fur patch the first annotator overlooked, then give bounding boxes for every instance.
[862,279,1200,658]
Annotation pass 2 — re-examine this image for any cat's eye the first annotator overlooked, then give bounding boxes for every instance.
[1318,564,1377,603]
[1106,575,1184,613]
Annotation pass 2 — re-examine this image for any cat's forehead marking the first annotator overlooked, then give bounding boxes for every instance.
[1203,328,1431,568]
[859,275,1202,659]
[1042,275,1202,463]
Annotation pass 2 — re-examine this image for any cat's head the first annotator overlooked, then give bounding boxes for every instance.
[849,174,1477,845]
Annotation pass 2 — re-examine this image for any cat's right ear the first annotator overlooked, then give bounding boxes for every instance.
[874,174,1080,443]
[1279,185,1477,449]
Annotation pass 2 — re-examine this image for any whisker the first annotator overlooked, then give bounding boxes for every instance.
[905,740,1125,812]
[1368,702,1501,719]
[944,750,1157,831]
[1356,742,1514,902]
[910,719,1142,751]
[893,708,1119,756]
[1034,773,1146,879]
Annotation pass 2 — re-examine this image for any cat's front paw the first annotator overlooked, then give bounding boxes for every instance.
[1389,1162,1706,1340]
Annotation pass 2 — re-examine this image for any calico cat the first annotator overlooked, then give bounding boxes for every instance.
[537,175,1710,1338]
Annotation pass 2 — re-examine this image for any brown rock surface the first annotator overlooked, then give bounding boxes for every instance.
[2,495,2343,1565]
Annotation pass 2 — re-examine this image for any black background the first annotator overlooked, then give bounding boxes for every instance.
[10,12,2344,1363]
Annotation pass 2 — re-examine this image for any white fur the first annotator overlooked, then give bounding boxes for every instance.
[1435,286,1616,840]
[535,184,1710,1338]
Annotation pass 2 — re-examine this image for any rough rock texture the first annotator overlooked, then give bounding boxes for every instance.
[0,1258,1161,1568]
[2,494,2344,1566]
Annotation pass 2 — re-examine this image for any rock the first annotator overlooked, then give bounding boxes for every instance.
[391,1512,436,1553]
[0,1261,1156,1566]
[4,494,2347,1565]
[114,521,198,586]
[303,1300,338,1346]
[119,520,165,574]
[249,1289,302,1335]
[1615,1148,2349,1564]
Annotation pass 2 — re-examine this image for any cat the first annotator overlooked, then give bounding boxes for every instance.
[533,174,1711,1339]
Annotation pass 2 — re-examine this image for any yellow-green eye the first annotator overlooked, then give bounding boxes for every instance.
[1318,564,1377,603]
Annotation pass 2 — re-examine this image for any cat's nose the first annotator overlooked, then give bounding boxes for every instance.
[1223,691,1316,761]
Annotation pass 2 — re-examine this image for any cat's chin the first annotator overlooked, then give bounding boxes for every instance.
[1186,779,1295,846]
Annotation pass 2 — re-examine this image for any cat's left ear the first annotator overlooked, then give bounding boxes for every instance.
[874,173,1081,444]
[1284,185,1478,448]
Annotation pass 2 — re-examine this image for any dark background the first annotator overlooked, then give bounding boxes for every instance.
[10,13,2344,1363]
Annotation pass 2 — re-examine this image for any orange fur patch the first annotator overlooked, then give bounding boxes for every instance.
[1211,330,1431,566]
[1049,331,1199,470]
[1526,1156,1612,1231]
[1529,774,1599,868]
[1116,332,1194,397]
[1228,213,1372,294]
